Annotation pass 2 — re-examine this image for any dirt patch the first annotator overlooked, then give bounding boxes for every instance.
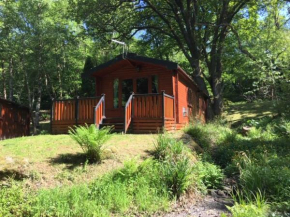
[163,192,232,217]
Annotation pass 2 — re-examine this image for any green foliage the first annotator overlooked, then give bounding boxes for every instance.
[235,153,290,212]
[152,134,196,198]
[153,133,174,160]
[160,157,193,198]
[228,190,269,217]
[193,161,224,190]
[32,159,170,216]
[0,181,32,216]
[68,124,112,163]
[186,117,290,213]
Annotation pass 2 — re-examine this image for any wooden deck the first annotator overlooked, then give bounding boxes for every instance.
[51,93,182,134]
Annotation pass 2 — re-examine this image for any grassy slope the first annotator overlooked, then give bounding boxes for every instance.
[224,100,276,123]
[0,134,156,189]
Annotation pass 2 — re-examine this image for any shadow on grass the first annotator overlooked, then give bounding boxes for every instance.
[0,169,28,181]
[49,153,88,170]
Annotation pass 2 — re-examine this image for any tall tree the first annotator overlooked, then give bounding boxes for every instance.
[72,0,256,117]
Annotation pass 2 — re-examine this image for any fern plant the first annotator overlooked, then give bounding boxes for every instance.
[69,124,112,163]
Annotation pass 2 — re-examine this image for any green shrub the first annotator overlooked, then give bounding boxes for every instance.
[68,124,112,163]
[152,134,196,198]
[184,124,211,150]
[160,156,194,198]
[193,161,224,190]
[236,153,290,212]
[153,133,174,160]
[228,190,269,217]
[228,202,269,217]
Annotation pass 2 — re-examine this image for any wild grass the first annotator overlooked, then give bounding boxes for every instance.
[227,190,269,217]
[185,115,290,214]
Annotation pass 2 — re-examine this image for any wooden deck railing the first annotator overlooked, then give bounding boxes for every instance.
[122,92,175,134]
[52,99,76,122]
[124,93,134,133]
[94,94,105,128]
[133,93,163,118]
[51,96,102,133]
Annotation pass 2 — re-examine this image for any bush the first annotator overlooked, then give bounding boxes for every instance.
[68,124,112,163]
[160,157,194,198]
[153,134,196,198]
[193,161,224,190]
[153,133,174,160]
[186,118,290,213]
[227,190,269,217]
[235,153,290,212]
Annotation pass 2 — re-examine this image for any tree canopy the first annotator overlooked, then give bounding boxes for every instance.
[0,0,289,133]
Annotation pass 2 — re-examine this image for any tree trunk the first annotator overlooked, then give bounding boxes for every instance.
[33,83,42,134]
[1,60,7,99]
[209,56,223,117]
[8,58,13,101]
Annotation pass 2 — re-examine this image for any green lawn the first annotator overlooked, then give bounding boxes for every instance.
[0,134,157,189]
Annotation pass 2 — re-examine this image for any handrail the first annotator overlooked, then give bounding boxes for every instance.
[124,92,134,134]
[94,94,105,129]
[164,93,174,99]
[133,93,162,96]
[54,96,100,102]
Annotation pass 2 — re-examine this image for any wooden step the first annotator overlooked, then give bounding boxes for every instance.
[102,117,124,124]
[99,121,124,133]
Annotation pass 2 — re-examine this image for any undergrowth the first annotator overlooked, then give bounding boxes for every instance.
[185,116,290,215]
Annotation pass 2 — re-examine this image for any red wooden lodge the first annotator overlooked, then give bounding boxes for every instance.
[0,98,30,140]
[51,53,208,134]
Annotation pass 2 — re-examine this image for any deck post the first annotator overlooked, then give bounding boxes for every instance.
[102,94,105,118]
[75,96,79,126]
[161,90,165,130]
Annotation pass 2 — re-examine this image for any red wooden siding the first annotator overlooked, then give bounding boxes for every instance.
[97,63,173,118]
[177,74,205,124]
[0,99,30,140]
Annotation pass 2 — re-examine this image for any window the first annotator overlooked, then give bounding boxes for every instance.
[137,77,148,94]
[122,79,133,106]
[152,75,158,93]
[113,79,119,108]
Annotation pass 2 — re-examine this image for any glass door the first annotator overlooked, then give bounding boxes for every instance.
[122,79,133,106]
[136,77,148,94]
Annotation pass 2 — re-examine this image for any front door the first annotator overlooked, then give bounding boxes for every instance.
[122,79,133,107]
[136,77,148,94]
[110,75,159,116]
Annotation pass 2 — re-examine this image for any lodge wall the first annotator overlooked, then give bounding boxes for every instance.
[0,99,30,140]
[95,63,173,118]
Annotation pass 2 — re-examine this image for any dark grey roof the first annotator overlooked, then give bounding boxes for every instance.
[82,53,178,78]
